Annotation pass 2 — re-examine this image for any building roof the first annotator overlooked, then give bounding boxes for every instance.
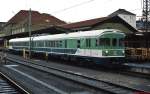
[60,15,137,32]
[108,9,135,17]
[60,17,108,29]
[7,10,66,26]
[9,29,124,42]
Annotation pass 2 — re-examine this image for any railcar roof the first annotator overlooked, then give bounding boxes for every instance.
[9,29,124,42]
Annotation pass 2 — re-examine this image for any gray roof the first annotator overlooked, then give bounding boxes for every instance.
[109,9,136,17]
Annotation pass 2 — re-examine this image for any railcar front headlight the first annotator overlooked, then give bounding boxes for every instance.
[122,50,125,54]
[105,50,108,53]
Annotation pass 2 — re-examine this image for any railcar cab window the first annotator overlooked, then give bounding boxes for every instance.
[119,38,124,47]
[112,38,117,46]
[95,39,98,46]
[99,38,110,46]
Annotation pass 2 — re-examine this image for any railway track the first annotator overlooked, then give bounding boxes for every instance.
[5,55,149,94]
[118,69,150,79]
[0,71,29,94]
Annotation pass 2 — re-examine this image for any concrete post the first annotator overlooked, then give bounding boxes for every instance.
[46,52,48,62]
[23,49,26,58]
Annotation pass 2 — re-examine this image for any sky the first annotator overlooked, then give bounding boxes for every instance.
[0,0,142,23]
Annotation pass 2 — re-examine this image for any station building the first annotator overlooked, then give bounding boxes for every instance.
[0,10,68,47]
[3,10,66,36]
[0,22,6,47]
[60,9,137,33]
[0,22,6,37]
[0,9,138,48]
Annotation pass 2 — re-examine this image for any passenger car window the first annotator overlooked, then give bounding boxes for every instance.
[86,39,91,47]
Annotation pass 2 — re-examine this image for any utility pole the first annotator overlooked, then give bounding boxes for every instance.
[142,0,150,60]
[142,0,149,32]
[28,8,32,59]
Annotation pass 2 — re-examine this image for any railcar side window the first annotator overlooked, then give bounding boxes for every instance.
[65,40,67,48]
[16,43,18,46]
[53,41,55,47]
[51,41,53,47]
[25,42,28,46]
[49,41,51,47]
[59,41,62,47]
[10,42,12,46]
[37,41,44,47]
[56,41,59,47]
[55,41,56,47]
[77,40,80,48]
[86,39,91,47]
[99,38,110,46]
[33,41,36,47]
[45,41,48,47]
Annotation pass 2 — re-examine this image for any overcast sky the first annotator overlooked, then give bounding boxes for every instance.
[0,0,142,22]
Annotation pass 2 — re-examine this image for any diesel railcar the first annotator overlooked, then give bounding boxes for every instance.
[9,29,125,65]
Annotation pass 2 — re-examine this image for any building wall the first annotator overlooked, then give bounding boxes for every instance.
[3,24,13,36]
[2,23,43,36]
[118,14,136,28]
[136,20,150,32]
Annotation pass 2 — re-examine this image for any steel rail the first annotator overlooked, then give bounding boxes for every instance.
[0,71,30,94]
[5,56,147,94]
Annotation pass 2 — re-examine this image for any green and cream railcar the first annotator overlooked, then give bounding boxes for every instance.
[9,29,125,64]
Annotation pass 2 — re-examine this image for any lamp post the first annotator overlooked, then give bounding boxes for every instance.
[28,8,32,59]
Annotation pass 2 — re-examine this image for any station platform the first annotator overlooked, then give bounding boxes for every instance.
[123,62,150,74]
[124,62,150,69]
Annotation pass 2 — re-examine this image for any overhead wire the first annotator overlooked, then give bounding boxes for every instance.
[52,0,95,14]
[129,8,142,11]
